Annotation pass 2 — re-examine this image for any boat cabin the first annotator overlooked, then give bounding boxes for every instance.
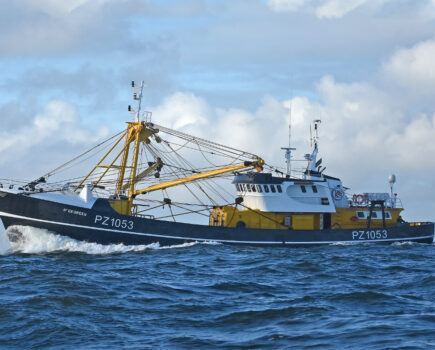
[210,121,402,230]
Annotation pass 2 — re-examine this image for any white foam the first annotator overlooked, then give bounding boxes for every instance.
[0,225,11,254]
[1,225,162,255]
[391,241,417,246]
[330,242,354,246]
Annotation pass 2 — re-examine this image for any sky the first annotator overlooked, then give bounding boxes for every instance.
[1,0,435,221]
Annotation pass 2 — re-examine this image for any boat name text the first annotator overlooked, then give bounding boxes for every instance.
[63,208,87,217]
[352,229,387,240]
[95,215,134,230]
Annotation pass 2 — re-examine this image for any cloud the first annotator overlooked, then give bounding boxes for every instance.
[0,0,435,221]
[382,37,435,94]
[267,0,389,18]
[0,100,109,178]
[149,72,435,182]
[300,76,435,175]
[25,0,109,17]
[142,68,435,221]
[267,0,307,12]
[1,78,434,219]
[150,92,211,131]
[315,0,367,19]
[0,0,149,56]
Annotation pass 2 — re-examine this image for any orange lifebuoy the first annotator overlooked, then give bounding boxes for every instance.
[353,194,366,205]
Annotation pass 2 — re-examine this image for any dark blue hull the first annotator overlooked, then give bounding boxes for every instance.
[0,191,433,246]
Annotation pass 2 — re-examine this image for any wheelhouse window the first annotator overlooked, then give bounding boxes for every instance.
[252,184,256,192]
[247,184,252,192]
[270,185,276,193]
[312,185,318,193]
[264,185,269,193]
[256,185,263,193]
[301,185,306,193]
[277,185,282,193]
[356,211,392,219]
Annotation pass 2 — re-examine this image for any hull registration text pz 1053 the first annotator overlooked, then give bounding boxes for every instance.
[352,229,388,240]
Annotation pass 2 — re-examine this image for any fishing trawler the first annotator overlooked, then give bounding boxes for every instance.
[0,82,433,246]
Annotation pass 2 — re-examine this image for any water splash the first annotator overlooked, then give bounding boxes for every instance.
[0,225,11,254]
[391,241,417,246]
[0,225,191,255]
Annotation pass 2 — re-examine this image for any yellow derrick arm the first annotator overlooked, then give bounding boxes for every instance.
[73,130,127,192]
[74,121,160,194]
[133,159,264,197]
[121,158,163,191]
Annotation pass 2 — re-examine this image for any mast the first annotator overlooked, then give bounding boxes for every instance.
[75,81,263,216]
[305,119,322,177]
[281,102,296,177]
[389,174,396,208]
[132,80,144,122]
[116,81,145,196]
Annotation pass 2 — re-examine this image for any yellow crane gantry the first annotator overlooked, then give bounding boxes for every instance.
[75,121,264,215]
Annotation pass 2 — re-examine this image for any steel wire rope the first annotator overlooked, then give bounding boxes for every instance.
[135,137,250,215]
[194,140,245,168]
[143,143,210,208]
[47,136,125,180]
[162,188,177,222]
[158,138,246,160]
[149,141,246,206]
[48,168,120,187]
[151,123,259,159]
[160,144,220,206]
[239,203,287,228]
[153,206,212,220]
[152,128,251,162]
[151,139,192,154]
[172,201,230,217]
[177,140,241,204]
[40,130,125,179]
[41,136,132,190]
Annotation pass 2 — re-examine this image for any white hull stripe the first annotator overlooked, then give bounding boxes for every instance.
[0,211,433,245]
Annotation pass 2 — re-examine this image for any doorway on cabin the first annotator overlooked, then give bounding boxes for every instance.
[323,213,331,230]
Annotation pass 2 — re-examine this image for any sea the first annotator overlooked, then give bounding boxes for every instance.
[0,226,434,350]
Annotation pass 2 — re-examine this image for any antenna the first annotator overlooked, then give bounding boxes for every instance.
[389,174,396,208]
[281,100,296,177]
[305,119,322,176]
[288,100,292,148]
[129,80,145,122]
[312,119,321,148]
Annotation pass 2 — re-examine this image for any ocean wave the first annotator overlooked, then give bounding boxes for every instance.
[0,225,201,255]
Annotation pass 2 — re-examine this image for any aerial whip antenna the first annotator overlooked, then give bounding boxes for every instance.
[281,99,296,177]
